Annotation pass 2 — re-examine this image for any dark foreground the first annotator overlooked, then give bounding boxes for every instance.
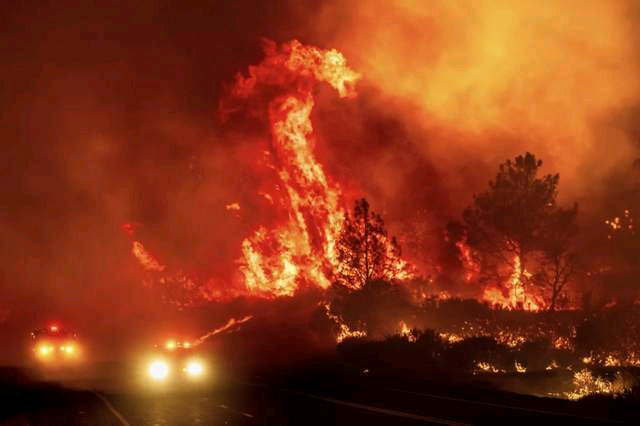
[0,365,637,425]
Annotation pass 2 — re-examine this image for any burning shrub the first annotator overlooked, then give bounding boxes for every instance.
[565,368,635,400]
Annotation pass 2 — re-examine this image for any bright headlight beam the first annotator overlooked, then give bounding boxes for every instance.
[185,360,204,377]
[148,360,170,380]
[38,345,52,356]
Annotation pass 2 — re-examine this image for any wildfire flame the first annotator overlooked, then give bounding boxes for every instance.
[455,238,479,282]
[565,369,631,400]
[482,255,544,311]
[193,315,253,346]
[122,40,415,304]
[399,321,416,342]
[324,302,366,343]
[231,40,360,297]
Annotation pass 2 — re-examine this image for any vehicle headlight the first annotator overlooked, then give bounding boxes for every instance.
[37,344,54,356]
[185,360,204,377]
[60,343,76,354]
[148,360,170,381]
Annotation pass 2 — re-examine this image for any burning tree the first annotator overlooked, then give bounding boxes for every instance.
[458,152,578,310]
[336,198,404,288]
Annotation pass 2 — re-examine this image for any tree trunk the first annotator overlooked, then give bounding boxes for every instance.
[516,248,526,308]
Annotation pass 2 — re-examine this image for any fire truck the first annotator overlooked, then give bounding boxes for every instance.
[30,324,82,365]
[143,337,209,386]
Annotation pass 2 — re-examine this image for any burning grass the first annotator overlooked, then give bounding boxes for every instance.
[563,369,634,400]
[330,294,640,400]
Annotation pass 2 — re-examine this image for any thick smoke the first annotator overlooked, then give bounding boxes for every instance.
[297,0,640,206]
[2,1,640,363]
[0,0,305,363]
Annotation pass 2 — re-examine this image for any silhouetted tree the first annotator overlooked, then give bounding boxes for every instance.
[336,198,403,288]
[329,279,415,338]
[458,153,578,310]
[535,207,579,310]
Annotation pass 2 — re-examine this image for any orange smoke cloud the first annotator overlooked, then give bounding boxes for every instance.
[306,0,640,200]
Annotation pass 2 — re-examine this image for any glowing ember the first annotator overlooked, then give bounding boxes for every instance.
[514,361,527,373]
[439,332,463,344]
[495,330,526,348]
[474,362,504,374]
[604,355,621,367]
[552,336,573,350]
[605,208,635,239]
[564,369,630,400]
[545,360,559,370]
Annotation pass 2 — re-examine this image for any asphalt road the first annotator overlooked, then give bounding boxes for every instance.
[0,366,636,425]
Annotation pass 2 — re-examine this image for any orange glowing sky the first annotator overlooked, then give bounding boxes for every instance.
[303,0,640,203]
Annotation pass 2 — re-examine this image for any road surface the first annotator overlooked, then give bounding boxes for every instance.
[0,366,634,425]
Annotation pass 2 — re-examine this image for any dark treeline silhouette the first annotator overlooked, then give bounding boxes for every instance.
[334,152,640,311]
[324,153,640,401]
[451,152,578,310]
